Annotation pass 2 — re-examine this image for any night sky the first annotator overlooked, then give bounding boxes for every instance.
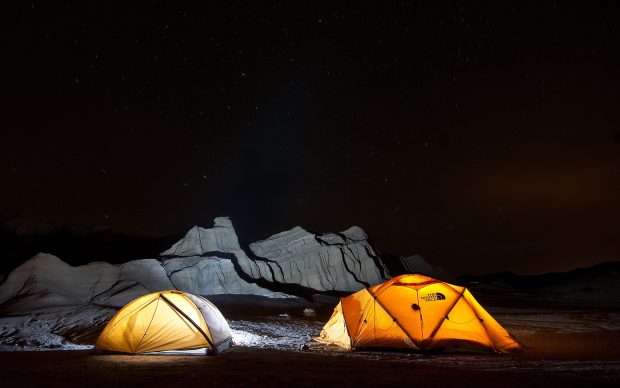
[1,2,619,275]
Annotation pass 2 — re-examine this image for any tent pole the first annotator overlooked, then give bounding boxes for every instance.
[365,288,421,350]
[422,287,466,350]
[159,293,217,352]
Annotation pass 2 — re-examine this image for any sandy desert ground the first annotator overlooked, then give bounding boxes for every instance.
[1,296,619,387]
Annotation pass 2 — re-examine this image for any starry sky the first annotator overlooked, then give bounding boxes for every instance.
[1,2,619,275]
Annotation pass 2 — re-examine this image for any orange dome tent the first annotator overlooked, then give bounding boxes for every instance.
[317,274,524,353]
[95,290,232,355]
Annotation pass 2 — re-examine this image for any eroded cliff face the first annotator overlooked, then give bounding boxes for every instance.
[249,225,388,291]
[0,254,173,311]
[159,217,389,299]
[0,217,396,310]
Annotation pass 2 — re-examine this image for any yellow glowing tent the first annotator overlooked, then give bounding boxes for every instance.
[317,274,524,353]
[95,290,233,354]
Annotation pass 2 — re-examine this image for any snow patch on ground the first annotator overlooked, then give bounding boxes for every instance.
[0,305,114,351]
[230,316,323,350]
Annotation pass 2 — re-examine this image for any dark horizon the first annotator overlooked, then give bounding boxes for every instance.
[2,2,619,275]
[2,211,618,277]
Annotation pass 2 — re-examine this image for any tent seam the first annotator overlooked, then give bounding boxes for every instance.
[134,296,160,353]
[98,295,158,339]
[365,288,420,349]
[423,286,466,350]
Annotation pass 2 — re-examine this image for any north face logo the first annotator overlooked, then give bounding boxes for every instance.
[421,292,446,302]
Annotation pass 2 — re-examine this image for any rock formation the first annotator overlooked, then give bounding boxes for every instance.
[0,217,423,311]
[157,217,391,299]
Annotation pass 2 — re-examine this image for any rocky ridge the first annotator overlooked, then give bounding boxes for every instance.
[0,217,445,312]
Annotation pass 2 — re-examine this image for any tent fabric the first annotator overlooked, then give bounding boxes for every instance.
[317,274,524,353]
[95,290,232,354]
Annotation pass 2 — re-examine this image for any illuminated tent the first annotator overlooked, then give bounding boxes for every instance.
[317,274,524,353]
[95,290,232,354]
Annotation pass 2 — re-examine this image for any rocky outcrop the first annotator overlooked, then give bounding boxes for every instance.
[160,217,283,284]
[0,253,175,312]
[160,217,390,298]
[0,252,291,313]
[249,225,388,291]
